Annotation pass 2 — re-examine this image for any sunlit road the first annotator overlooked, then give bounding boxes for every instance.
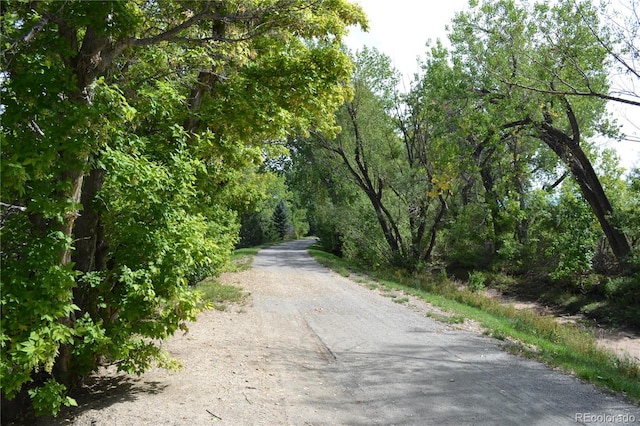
[249,239,639,425]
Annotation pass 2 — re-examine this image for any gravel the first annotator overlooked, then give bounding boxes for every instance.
[40,239,639,425]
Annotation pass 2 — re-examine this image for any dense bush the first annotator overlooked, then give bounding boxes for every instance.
[1,0,366,418]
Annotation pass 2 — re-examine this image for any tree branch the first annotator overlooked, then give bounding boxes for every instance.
[578,2,640,81]
[560,96,581,145]
[2,13,50,57]
[543,171,569,192]
[497,79,640,107]
[128,0,304,48]
[129,5,215,47]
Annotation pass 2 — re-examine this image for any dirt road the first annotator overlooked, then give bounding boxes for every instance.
[47,239,639,425]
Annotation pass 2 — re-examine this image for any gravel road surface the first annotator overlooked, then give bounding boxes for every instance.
[46,239,639,425]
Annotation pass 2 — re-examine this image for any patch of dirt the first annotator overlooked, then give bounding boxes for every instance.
[36,270,319,425]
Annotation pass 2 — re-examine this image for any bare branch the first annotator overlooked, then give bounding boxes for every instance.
[2,14,50,56]
[0,202,27,212]
[578,1,640,80]
[496,79,640,107]
[543,171,569,192]
[1,0,70,59]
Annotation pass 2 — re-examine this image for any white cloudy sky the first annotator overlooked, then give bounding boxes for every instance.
[344,0,640,172]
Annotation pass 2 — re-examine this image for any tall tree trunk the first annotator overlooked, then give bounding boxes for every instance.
[363,186,404,262]
[423,194,448,263]
[339,105,406,262]
[72,164,107,364]
[471,139,503,255]
[409,203,428,261]
[51,163,86,388]
[184,4,227,134]
[73,166,106,275]
[536,103,630,263]
[508,136,529,244]
[52,22,114,388]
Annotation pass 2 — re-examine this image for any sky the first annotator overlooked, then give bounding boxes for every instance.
[343,0,640,173]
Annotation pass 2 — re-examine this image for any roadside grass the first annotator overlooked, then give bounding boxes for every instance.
[307,247,352,277]
[228,246,266,272]
[194,244,271,309]
[195,278,246,311]
[307,245,640,404]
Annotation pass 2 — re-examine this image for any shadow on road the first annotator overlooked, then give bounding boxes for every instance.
[29,374,168,426]
[253,239,329,273]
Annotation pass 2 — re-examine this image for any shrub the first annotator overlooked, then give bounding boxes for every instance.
[468,271,487,293]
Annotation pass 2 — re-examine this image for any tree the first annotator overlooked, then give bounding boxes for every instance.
[295,48,455,269]
[305,48,409,264]
[238,171,301,247]
[448,0,631,263]
[395,46,459,265]
[1,0,366,417]
[272,199,293,240]
[398,41,539,271]
[287,131,364,256]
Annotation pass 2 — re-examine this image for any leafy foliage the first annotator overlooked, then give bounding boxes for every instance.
[292,47,456,269]
[1,0,366,418]
[237,172,307,247]
[292,0,637,296]
[2,0,638,418]
[448,0,629,262]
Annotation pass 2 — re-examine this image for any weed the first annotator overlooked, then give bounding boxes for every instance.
[468,271,486,293]
[195,278,246,310]
[426,312,465,324]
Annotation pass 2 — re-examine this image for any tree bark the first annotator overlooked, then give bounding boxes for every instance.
[50,19,115,387]
[535,102,630,262]
[470,137,503,254]
[333,142,404,261]
[73,166,106,274]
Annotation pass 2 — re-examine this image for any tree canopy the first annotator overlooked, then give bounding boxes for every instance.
[291,0,638,277]
[1,0,366,417]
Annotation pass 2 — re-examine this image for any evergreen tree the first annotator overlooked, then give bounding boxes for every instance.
[272,200,293,241]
